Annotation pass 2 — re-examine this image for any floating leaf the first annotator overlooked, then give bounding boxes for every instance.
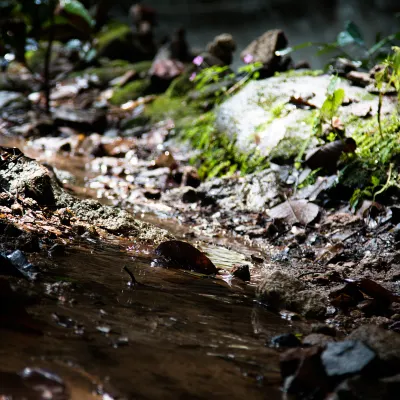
[268,200,319,226]
[154,240,218,275]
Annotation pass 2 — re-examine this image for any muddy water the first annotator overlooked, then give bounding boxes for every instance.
[0,140,293,399]
[2,239,290,399]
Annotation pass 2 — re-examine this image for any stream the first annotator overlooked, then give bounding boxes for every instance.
[0,138,294,399]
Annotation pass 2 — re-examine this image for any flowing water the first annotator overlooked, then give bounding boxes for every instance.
[0,140,295,399]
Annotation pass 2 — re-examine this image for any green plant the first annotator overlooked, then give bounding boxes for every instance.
[375,46,400,137]
[278,20,400,69]
[192,62,263,105]
[0,0,94,112]
[181,112,269,180]
[311,75,345,140]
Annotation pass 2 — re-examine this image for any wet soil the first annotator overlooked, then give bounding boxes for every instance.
[1,118,399,399]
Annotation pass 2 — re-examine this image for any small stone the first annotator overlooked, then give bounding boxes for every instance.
[270,333,301,348]
[11,202,23,215]
[348,325,400,375]
[257,271,327,318]
[144,190,161,200]
[303,333,336,347]
[231,264,250,282]
[321,340,376,377]
[311,323,337,337]
[48,244,66,258]
[182,188,200,203]
[281,346,329,396]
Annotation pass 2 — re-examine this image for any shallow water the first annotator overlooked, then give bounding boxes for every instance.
[2,238,290,399]
[0,140,295,399]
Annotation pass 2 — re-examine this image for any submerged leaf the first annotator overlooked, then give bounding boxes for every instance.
[268,200,319,226]
[154,240,218,275]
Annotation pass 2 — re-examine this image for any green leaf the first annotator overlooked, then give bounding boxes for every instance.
[275,41,315,56]
[320,88,345,121]
[327,76,339,96]
[371,176,380,186]
[337,21,364,47]
[368,32,400,57]
[59,0,94,27]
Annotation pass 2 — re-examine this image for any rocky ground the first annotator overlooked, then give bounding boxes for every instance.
[0,19,400,399]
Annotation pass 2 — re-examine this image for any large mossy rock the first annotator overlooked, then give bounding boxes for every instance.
[216,72,397,163]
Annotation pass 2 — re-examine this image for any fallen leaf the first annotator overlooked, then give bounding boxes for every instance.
[268,200,319,226]
[356,278,400,304]
[154,240,218,275]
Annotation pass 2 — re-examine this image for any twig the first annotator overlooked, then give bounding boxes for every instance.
[123,265,140,286]
[43,2,55,114]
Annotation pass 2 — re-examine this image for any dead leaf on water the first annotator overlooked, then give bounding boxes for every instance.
[154,240,218,275]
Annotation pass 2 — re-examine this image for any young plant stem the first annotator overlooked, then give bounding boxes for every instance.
[44,4,55,115]
[378,92,383,139]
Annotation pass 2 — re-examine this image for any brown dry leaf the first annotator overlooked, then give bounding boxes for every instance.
[268,200,319,226]
[154,240,218,275]
[356,278,400,304]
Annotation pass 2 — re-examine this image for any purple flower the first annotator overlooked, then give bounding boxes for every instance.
[243,54,254,64]
[189,72,197,81]
[192,55,204,66]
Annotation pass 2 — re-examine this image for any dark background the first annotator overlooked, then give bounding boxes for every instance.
[101,0,399,67]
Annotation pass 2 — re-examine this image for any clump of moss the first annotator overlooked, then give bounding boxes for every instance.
[144,95,201,125]
[95,22,132,53]
[269,136,309,164]
[274,69,324,78]
[166,73,194,98]
[72,60,152,86]
[110,79,151,105]
[337,113,400,207]
[180,112,269,179]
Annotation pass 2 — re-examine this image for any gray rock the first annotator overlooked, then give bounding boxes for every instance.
[321,340,376,377]
[0,91,27,109]
[0,153,171,243]
[53,107,107,133]
[198,168,281,213]
[257,270,327,318]
[303,333,336,347]
[348,325,400,373]
[216,74,396,161]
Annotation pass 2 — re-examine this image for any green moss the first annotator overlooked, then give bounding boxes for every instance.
[166,73,194,98]
[269,136,308,163]
[144,95,201,124]
[179,112,269,180]
[338,112,400,207]
[109,79,152,105]
[274,69,324,78]
[257,93,279,110]
[71,60,152,86]
[96,22,131,53]
[271,102,288,118]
